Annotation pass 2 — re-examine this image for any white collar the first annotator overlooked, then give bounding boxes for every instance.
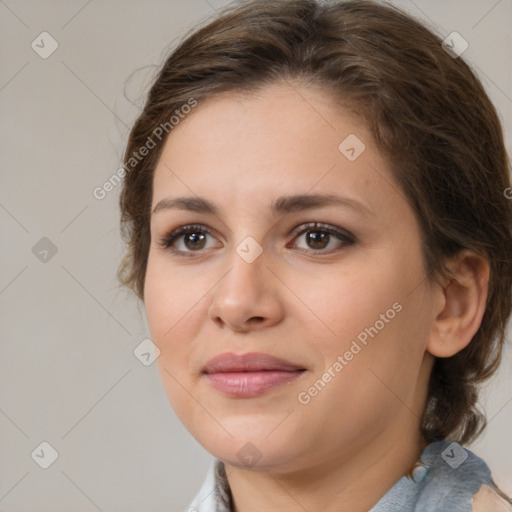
[186,459,232,512]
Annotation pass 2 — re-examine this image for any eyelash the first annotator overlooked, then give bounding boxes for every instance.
[157,222,356,257]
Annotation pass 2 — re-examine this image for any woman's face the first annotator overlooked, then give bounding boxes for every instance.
[144,82,440,472]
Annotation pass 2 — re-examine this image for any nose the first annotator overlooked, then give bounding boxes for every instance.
[208,247,284,333]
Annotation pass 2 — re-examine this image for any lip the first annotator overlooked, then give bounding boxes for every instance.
[203,352,307,398]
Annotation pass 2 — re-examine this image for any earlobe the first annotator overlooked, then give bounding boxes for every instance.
[427,251,490,358]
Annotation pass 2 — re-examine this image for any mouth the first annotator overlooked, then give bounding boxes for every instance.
[202,352,307,398]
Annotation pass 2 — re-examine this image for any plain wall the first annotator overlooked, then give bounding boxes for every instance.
[0,1,510,510]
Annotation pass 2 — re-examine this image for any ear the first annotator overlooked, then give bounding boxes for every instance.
[427,250,490,358]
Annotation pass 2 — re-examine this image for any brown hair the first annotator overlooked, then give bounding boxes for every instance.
[118,0,512,445]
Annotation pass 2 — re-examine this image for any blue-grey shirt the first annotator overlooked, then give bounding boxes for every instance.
[186,440,508,511]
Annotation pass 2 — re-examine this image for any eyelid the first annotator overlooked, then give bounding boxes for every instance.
[158,221,356,256]
[286,221,356,255]
[289,221,356,243]
[157,224,220,253]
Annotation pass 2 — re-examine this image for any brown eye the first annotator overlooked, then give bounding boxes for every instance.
[183,232,207,250]
[159,224,220,255]
[305,231,330,250]
[290,222,356,255]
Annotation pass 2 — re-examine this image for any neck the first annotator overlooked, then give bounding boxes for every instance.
[224,427,428,512]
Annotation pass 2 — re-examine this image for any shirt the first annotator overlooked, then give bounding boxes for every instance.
[185,439,511,511]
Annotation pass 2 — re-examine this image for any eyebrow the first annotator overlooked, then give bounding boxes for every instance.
[151,193,374,217]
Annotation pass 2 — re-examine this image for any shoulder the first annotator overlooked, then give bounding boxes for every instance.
[404,441,508,512]
[419,440,492,486]
[472,484,512,512]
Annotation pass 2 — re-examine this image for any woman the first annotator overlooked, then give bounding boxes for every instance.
[117,0,512,510]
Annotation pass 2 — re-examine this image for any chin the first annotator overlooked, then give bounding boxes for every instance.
[210,440,300,472]
[190,419,307,471]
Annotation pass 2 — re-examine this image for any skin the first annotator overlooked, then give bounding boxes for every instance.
[144,82,489,512]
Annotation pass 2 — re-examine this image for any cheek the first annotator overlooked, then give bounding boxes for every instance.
[144,254,202,343]
[144,260,205,431]
[317,289,432,432]
[306,249,431,397]
[144,261,206,418]
[307,266,403,351]
[297,306,427,450]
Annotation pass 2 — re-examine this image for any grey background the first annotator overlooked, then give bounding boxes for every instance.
[0,0,511,510]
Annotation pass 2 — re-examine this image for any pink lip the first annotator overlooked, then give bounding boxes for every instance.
[203,352,307,398]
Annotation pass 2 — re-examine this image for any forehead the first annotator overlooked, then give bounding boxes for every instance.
[151,82,395,214]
